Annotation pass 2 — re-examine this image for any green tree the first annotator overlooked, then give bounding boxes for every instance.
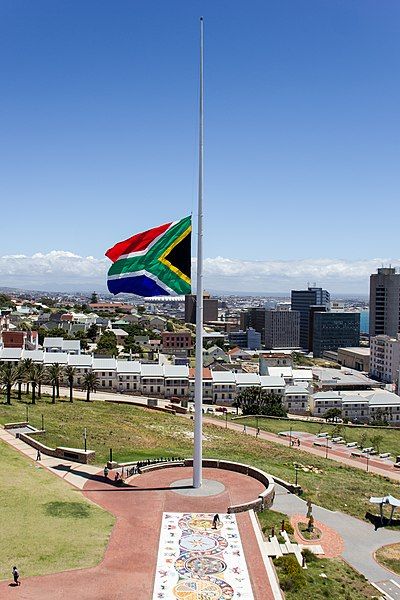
[235,386,286,417]
[29,365,40,404]
[166,321,174,332]
[47,363,64,403]
[96,331,118,356]
[34,363,46,399]
[20,358,34,394]
[64,366,76,403]
[324,407,342,422]
[0,293,13,307]
[86,323,98,342]
[0,363,17,404]
[359,431,369,450]
[82,371,99,402]
[370,434,384,454]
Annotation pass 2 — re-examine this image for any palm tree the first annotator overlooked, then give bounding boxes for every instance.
[34,363,46,399]
[30,364,43,405]
[64,366,76,403]
[0,363,18,405]
[16,364,24,400]
[21,358,34,395]
[82,371,99,402]
[47,363,64,404]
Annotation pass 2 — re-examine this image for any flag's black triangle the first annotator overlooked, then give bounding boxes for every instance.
[164,231,191,280]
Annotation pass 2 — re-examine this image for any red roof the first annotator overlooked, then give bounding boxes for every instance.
[189,368,212,379]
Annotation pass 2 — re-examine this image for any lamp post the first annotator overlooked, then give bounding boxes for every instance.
[294,464,299,487]
[83,428,87,453]
[41,414,44,432]
[366,453,370,473]
[289,426,292,447]
[26,404,29,424]
[325,436,329,459]
[225,409,228,429]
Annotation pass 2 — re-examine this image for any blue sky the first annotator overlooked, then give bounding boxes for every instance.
[1,1,400,293]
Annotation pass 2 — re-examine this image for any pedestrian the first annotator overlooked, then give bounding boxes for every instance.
[36,449,41,461]
[297,439,301,447]
[243,425,247,434]
[104,465,109,479]
[212,514,221,529]
[12,566,20,586]
[257,427,260,437]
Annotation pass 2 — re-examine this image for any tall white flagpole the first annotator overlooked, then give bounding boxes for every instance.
[193,16,204,489]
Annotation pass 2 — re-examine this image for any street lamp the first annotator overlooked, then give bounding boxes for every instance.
[325,436,329,459]
[26,404,29,423]
[289,426,292,447]
[41,414,44,432]
[294,464,299,486]
[366,454,370,473]
[225,409,228,429]
[83,428,87,452]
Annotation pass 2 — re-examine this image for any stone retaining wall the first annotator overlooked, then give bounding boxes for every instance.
[16,432,96,464]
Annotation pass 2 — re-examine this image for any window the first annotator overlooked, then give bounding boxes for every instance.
[102,372,105,376]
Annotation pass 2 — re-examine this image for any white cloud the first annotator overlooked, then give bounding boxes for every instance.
[0,250,397,294]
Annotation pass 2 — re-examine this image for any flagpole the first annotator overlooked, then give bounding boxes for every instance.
[193,17,204,489]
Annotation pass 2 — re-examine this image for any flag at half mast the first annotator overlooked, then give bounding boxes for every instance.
[105,216,191,297]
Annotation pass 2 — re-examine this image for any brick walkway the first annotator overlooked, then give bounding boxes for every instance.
[0,466,277,599]
[290,514,345,558]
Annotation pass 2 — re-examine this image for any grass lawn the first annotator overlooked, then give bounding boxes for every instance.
[274,554,379,600]
[236,415,400,458]
[375,543,400,576]
[0,395,399,523]
[0,439,114,581]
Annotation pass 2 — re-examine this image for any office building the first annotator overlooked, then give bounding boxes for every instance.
[370,334,400,384]
[240,307,267,340]
[291,287,330,350]
[185,293,218,324]
[264,309,300,349]
[312,312,360,358]
[228,328,261,350]
[369,267,400,337]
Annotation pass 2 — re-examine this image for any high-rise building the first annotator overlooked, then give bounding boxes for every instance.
[369,267,400,337]
[185,294,218,324]
[312,312,360,358]
[291,287,330,350]
[228,328,261,350]
[369,334,400,384]
[264,309,300,350]
[240,307,267,340]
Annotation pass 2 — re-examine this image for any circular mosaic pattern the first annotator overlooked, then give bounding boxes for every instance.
[187,516,223,533]
[179,533,228,556]
[174,552,227,577]
[173,577,234,600]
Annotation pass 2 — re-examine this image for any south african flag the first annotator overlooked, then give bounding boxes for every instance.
[105,216,192,297]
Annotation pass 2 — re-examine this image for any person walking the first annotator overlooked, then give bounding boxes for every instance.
[212,514,221,529]
[12,566,20,586]
[36,449,41,461]
[103,465,109,479]
[243,425,247,434]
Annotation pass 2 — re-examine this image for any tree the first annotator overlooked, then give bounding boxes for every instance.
[0,363,17,404]
[324,408,342,422]
[96,331,118,356]
[47,363,64,403]
[166,321,174,332]
[359,431,368,450]
[235,386,286,417]
[370,434,384,454]
[34,363,46,399]
[64,366,76,403]
[21,358,34,394]
[90,292,98,304]
[86,323,98,342]
[30,365,40,404]
[15,364,24,400]
[82,371,99,402]
[0,293,13,307]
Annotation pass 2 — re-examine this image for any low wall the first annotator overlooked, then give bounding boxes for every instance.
[138,461,185,474]
[17,432,96,464]
[104,399,175,415]
[184,458,275,512]
[4,421,29,429]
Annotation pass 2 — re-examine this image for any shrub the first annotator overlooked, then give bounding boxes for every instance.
[275,554,306,591]
[302,548,318,563]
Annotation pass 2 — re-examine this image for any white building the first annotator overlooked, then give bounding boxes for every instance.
[370,334,400,384]
[284,386,310,415]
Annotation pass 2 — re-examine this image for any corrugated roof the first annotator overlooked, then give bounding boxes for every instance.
[164,365,189,378]
[92,358,117,370]
[116,360,141,374]
[44,352,68,364]
[22,350,44,362]
[259,376,286,388]
[43,337,63,346]
[141,364,164,377]
[68,355,93,367]
[0,348,22,360]
[211,371,236,383]
[235,373,260,385]
[285,385,310,395]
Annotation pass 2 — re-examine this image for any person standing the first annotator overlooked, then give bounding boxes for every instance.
[36,449,41,461]
[212,514,221,529]
[104,465,109,479]
[12,566,20,586]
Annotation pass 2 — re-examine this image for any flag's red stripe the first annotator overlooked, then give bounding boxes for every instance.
[105,221,172,263]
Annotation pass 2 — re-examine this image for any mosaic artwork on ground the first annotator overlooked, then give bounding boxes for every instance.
[153,512,254,599]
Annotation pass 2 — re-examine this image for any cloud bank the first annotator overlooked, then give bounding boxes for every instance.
[0,250,397,294]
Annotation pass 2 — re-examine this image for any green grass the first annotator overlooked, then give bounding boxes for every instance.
[257,507,294,542]
[237,415,400,458]
[0,395,399,523]
[375,543,400,576]
[0,439,115,581]
[275,554,379,599]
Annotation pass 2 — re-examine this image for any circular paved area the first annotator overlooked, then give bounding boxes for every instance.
[169,477,226,496]
[0,467,273,600]
[291,514,345,558]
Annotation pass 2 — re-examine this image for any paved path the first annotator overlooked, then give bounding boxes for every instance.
[0,431,278,600]
[274,483,400,586]
[203,416,400,482]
